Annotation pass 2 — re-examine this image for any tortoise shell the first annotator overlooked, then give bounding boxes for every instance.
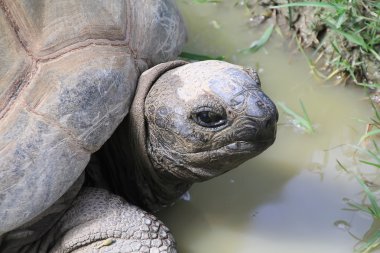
[0,0,186,234]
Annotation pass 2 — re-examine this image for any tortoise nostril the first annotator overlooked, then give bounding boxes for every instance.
[265,119,271,128]
[265,117,276,129]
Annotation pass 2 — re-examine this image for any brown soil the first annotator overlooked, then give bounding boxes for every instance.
[244,0,380,95]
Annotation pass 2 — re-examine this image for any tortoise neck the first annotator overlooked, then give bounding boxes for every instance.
[89,61,191,211]
[126,60,191,210]
[89,113,191,212]
[128,116,191,211]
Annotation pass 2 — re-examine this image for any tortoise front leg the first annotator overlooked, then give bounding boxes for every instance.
[46,187,176,253]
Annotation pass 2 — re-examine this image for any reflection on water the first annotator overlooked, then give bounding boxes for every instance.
[158,1,378,252]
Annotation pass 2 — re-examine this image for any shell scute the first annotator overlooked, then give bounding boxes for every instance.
[22,46,138,152]
[0,106,89,234]
[0,6,31,115]
[3,0,127,58]
[0,0,186,236]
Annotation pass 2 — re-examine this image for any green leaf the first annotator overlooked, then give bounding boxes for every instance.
[300,100,313,128]
[355,176,380,218]
[373,140,380,154]
[241,24,275,54]
[359,160,380,169]
[356,230,380,253]
[277,101,314,134]
[347,202,372,214]
[371,101,380,123]
[332,29,369,50]
[335,12,347,29]
[336,159,349,173]
[269,2,342,11]
[356,83,380,89]
[369,48,380,62]
[192,0,222,3]
[179,52,225,61]
[352,145,380,164]
[359,128,380,144]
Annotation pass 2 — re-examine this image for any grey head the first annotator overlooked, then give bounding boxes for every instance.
[143,60,277,181]
[114,60,278,210]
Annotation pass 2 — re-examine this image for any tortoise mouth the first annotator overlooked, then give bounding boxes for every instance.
[178,138,276,182]
[225,139,275,152]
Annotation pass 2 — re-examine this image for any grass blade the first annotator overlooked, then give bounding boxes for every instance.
[300,100,313,128]
[371,102,380,123]
[192,0,222,3]
[241,24,275,54]
[357,83,380,89]
[352,145,380,164]
[356,230,380,253]
[269,2,341,11]
[359,160,380,169]
[359,129,380,144]
[179,52,225,61]
[277,101,315,133]
[335,12,347,29]
[369,48,380,62]
[337,159,349,173]
[337,160,380,218]
[331,29,369,50]
[347,202,372,214]
[355,176,380,218]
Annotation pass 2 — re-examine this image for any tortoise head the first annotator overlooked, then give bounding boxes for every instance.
[138,60,277,182]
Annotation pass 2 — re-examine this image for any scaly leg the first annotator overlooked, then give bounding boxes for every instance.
[44,187,176,253]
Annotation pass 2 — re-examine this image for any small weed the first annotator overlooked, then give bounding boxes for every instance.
[338,104,380,252]
[179,52,225,61]
[240,24,275,54]
[360,102,380,144]
[360,129,380,145]
[295,36,327,80]
[350,175,380,218]
[270,0,380,86]
[270,2,342,10]
[338,157,380,253]
[277,100,315,134]
[192,0,222,3]
[356,231,380,253]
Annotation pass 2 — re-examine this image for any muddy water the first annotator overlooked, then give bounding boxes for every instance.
[158,1,378,253]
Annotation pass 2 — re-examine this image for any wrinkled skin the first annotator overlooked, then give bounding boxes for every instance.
[145,61,277,182]
[0,0,277,251]
[0,60,277,253]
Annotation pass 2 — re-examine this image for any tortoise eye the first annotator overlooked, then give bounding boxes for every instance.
[192,110,227,128]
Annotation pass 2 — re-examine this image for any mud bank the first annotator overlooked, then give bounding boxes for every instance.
[245,0,379,92]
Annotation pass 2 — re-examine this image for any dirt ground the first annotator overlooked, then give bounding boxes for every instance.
[244,0,380,98]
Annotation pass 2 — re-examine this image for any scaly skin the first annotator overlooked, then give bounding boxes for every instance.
[0,1,278,251]
[0,60,277,253]
[45,188,175,253]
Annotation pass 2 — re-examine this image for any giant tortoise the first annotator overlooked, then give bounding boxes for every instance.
[0,0,278,252]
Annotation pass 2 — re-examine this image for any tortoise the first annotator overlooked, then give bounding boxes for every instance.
[0,0,278,252]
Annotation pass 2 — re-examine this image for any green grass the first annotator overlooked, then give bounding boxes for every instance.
[192,0,222,3]
[240,24,275,54]
[337,103,380,252]
[270,0,380,86]
[179,52,225,61]
[277,100,315,134]
[338,156,380,253]
[270,2,343,10]
[347,174,380,219]
[357,231,380,253]
[295,36,328,81]
[359,102,380,144]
